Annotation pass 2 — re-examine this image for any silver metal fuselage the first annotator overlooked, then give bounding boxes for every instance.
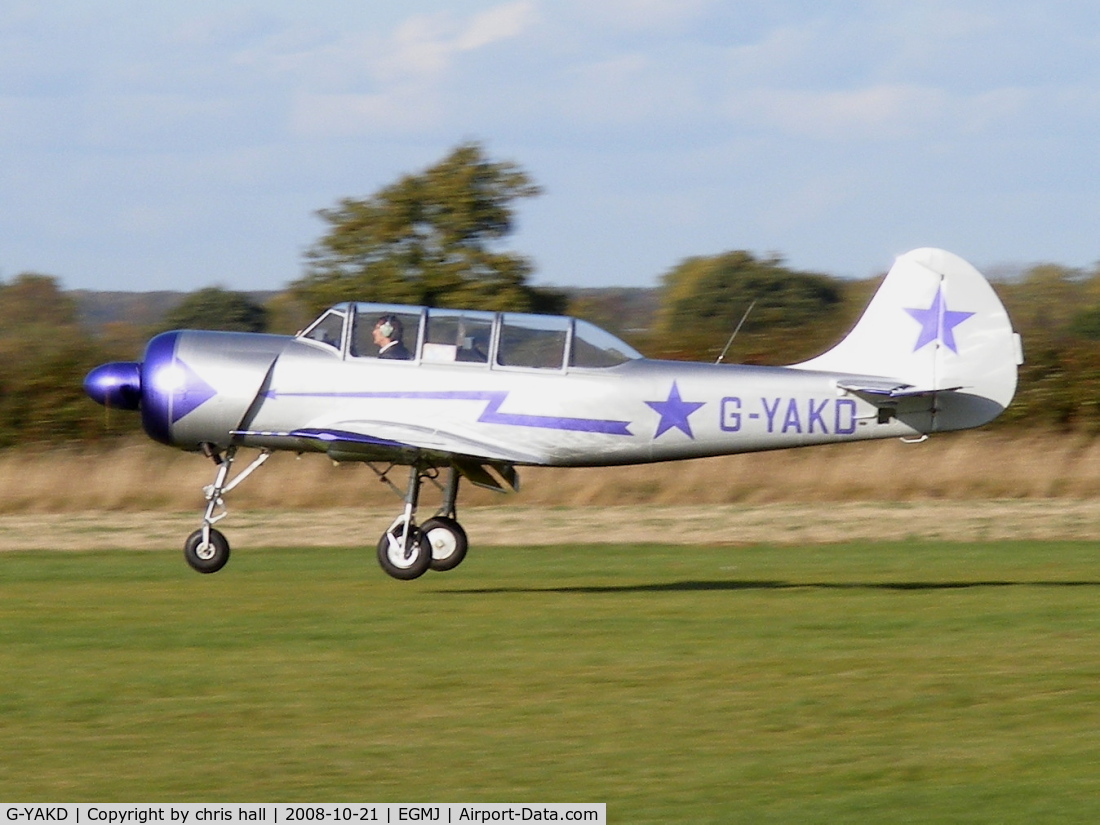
[161,329,992,468]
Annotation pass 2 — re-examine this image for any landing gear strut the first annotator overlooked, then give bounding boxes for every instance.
[375,464,433,580]
[183,444,270,574]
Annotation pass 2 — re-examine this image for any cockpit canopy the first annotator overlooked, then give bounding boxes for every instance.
[297,303,643,370]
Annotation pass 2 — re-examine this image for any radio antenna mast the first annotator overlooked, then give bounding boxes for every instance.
[715,300,756,364]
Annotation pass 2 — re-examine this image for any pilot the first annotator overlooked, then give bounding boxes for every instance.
[373,315,411,360]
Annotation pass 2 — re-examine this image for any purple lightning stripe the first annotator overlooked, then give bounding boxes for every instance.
[289,429,410,448]
[264,389,633,436]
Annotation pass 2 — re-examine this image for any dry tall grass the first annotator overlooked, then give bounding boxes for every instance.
[1,431,1098,514]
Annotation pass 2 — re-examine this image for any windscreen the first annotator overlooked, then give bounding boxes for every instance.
[570,319,643,368]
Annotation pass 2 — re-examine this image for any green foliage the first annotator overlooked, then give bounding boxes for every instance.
[1068,306,1100,340]
[293,141,563,315]
[159,287,268,333]
[262,292,316,335]
[652,250,845,362]
[991,262,1100,432]
[0,273,134,446]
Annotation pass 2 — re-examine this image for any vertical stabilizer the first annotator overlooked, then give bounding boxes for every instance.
[794,248,1021,426]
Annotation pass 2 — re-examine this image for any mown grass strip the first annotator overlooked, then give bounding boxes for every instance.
[2,541,1100,823]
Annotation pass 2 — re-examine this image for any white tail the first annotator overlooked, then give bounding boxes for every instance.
[794,248,1022,430]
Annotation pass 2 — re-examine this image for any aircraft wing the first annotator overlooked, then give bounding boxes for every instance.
[231,419,537,491]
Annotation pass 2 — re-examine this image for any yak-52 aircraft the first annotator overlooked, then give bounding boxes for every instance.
[85,248,1022,580]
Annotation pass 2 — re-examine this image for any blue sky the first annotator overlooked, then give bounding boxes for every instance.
[2,1,1098,293]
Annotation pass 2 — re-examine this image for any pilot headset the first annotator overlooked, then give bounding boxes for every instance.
[377,316,396,338]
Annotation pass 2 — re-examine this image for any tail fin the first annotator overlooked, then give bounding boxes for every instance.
[794,248,1022,430]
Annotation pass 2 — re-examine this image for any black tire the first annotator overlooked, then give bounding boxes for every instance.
[421,516,469,572]
[184,528,230,574]
[376,523,433,580]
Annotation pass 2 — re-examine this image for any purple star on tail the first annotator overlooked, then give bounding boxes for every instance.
[904,286,975,353]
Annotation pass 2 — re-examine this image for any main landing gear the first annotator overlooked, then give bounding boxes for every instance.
[372,463,469,580]
[184,445,470,581]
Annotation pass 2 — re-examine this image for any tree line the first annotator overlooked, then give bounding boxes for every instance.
[3,141,1099,447]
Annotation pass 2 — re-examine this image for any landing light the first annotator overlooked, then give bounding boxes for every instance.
[150,364,188,394]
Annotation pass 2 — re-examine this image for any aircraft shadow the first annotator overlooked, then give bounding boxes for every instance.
[443,579,1100,595]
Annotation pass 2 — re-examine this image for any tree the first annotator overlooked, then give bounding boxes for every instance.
[1068,306,1100,340]
[292,141,563,314]
[159,287,268,333]
[994,263,1100,431]
[652,251,844,362]
[0,273,131,446]
[0,271,82,328]
[997,263,1085,346]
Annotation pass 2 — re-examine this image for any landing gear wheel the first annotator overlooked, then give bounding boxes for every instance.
[376,524,433,580]
[184,528,230,574]
[421,516,468,572]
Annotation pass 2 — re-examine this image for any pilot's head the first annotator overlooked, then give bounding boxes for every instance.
[373,314,403,346]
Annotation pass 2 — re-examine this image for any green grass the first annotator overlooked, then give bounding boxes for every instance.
[3,541,1100,822]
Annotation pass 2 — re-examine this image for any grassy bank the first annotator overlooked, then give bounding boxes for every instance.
[4,431,1100,514]
[3,541,1100,821]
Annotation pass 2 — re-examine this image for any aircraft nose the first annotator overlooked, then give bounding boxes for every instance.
[84,362,142,410]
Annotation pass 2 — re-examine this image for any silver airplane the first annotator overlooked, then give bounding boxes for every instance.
[85,248,1022,580]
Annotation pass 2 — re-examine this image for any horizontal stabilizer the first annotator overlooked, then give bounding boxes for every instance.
[836,379,963,402]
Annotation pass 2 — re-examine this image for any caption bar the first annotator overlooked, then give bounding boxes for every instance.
[2,806,605,825]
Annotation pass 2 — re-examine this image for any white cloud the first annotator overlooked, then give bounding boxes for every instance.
[261,2,539,138]
[379,15,457,81]
[266,1,538,85]
[566,0,716,33]
[376,1,538,80]
[729,84,950,141]
[458,1,539,51]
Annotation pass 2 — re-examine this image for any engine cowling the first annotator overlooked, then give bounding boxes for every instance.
[84,330,290,449]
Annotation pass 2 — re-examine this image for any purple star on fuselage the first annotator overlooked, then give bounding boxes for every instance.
[904,286,975,353]
[646,382,705,439]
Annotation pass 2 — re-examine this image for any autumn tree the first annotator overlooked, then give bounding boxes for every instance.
[0,273,130,445]
[652,251,845,363]
[292,142,563,315]
[159,287,268,333]
[995,262,1100,431]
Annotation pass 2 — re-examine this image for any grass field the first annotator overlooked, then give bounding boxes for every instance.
[3,540,1100,822]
